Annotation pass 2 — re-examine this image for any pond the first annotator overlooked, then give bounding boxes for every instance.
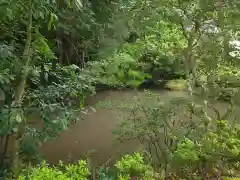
[39,89,240,168]
[39,90,142,168]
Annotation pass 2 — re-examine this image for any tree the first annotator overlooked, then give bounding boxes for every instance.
[0,0,96,177]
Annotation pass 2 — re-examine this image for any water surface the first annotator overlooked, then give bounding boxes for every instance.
[39,90,240,167]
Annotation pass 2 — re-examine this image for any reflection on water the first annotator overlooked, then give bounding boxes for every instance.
[39,90,240,167]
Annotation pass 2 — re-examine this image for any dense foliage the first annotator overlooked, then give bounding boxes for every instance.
[112,91,240,179]
[17,153,154,180]
[18,160,89,180]
[0,0,240,179]
[0,0,123,177]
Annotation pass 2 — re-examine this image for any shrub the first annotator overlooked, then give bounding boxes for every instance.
[170,120,240,179]
[88,53,151,88]
[17,160,89,180]
[115,91,240,179]
[115,153,153,180]
[98,153,154,180]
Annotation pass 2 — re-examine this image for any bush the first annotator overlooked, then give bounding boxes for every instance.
[17,160,89,180]
[114,91,240,179]
[196,65,240,101]
[170,120,240,179]
[98,153,154,180]
[88,53,151,88]
[115,153,153,180]
[139,52,185,81]
[17,154,154,180]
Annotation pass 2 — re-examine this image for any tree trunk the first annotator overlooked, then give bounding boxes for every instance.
[0,135,9,167]
[0,88,5,112]
[11,0,33,177]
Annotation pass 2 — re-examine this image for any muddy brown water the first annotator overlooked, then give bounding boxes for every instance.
[39,90,142,167]
[37,90,240,167]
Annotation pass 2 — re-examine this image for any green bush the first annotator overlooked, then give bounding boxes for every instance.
[196,65,240,101]
[139,52,185,82]
[115,153,153,180]
[17,160,89,180]
[98,153,154,180]
[170,120,240,179]
[114,91,240,179]
[88,53,151,88]
[17,154,154,180]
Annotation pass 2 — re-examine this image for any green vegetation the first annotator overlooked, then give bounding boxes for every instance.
[0,0,240,179]
[16,153,153,180]
[18,160,89,180]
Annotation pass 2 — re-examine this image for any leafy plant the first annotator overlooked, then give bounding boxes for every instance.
[88,53,151,88]
[17,160,89,180]
[170,120,240,179]
[115,153,151,178]
[98,153,154,180]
